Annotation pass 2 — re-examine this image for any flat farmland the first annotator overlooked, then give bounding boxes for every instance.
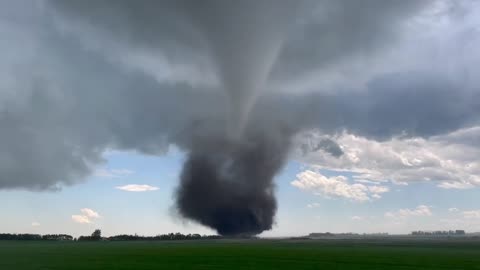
[1,238,479,269]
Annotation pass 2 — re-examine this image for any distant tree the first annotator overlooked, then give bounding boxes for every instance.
[91,229,102,240]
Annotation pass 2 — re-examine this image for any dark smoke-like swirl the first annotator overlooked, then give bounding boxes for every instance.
[176,130,291,235]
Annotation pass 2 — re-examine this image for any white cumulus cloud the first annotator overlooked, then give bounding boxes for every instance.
[307,202,321,208]
[296,127,480,190]
[116,184,159,192]
[80,208,100,218]
[291,170,389,202]
[385,205,433,219]
[72,215,92,224]
[72,208,101,224]
[31,222,40,227]
[462,210,480,219]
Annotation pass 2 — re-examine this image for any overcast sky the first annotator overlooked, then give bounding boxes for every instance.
[1,0,480,236]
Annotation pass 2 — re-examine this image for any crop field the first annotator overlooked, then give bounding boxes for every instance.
[1,239,480,269]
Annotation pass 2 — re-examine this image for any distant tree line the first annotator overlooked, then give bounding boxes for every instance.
[107,233,222,241]
[0,234,72,241]
[0,230,222,241]
[42,234,74,241]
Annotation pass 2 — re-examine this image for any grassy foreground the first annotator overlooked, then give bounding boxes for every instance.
[1,239,480,269]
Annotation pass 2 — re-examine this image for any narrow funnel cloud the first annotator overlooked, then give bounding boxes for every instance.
[184,0,298,136]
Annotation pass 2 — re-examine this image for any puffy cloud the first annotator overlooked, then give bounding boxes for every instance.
[291,170,389,202]
[448,207,459,213]
[31,222,40,227]
[80,208,100,219]
[385,205,433,219]
[351,216,363,221]
[72,208,101,224]
[116,184,159,192]
[368,186,390,194]
[307,202,321,208]
[462,210,480,219]
[71,215,92,224]
[296,127,480,189]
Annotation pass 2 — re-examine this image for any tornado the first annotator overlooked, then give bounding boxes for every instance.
[175,0,298,235]
[176,128,292,236]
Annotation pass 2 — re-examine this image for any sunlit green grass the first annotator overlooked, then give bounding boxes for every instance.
[1,239,480,269]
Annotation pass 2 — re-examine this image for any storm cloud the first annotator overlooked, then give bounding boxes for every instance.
[1,0,479,234]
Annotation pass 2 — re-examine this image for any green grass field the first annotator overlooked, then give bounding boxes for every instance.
[1,239,480,269]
